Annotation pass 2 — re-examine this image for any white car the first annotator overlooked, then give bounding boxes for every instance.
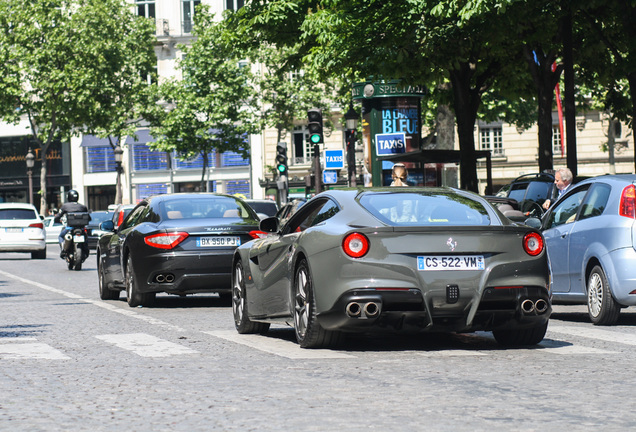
[43,216,64,244]
[0,203,46,259]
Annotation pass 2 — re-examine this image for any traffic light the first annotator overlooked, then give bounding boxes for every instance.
[308,108,324,144]
[275,142,288,178]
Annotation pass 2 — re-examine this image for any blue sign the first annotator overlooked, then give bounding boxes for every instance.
[323,170,338,184]
[324,149,345,169]
[375,133,406,156]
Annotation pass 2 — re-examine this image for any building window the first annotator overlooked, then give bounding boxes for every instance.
[136,0,155,18]
[174,151,217,170]
[221,150,249,167]
[225,180,250,197]
[225,0,244,11]
[85,146,116,173]
[553,126,564,156]
[136,183,168,202]
[132,144,169,171]
[480,127,504,156]
[182,0,200,33]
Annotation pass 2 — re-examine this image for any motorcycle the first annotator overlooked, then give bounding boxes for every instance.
[61,212,90,271]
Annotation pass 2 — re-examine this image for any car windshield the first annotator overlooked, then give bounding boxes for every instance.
[89,212,111,225]
[161,197,256,220]
[359,191,491,226]
[0,209,38,220]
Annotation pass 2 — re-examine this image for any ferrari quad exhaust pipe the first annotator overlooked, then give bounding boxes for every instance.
[534,299,548,314]
[521,299,535,314]
[346,302,362,317]
[345,301,381,318]
[363,302,380,318]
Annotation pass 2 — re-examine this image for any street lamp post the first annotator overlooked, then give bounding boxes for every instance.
[344,104,359,187]
[25,149,35,205]
[114,144,124,205]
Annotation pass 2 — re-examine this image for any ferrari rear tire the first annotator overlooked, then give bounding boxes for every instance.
[98,257,119,301]
[493,321,548,346]
[232,260,269,334]
[293,259,342,349]
[587,265,620,325]
[126,255,154,307]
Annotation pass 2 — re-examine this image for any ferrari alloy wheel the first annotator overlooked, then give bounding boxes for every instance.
[98,257,119,301]
[587,265,620,325]
[126,255,154,307]
[493,321,548,346]
[293,259,341,349]
[232,260,269,334]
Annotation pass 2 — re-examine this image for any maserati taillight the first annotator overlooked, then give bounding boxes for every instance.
[144,232,189,249]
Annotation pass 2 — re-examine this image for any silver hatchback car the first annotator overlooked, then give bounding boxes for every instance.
[0,203,46,259]
[529,174,636,325]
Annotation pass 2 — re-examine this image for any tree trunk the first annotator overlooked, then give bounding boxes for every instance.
[449,68,480,193]
[435,104,455,150]
[562,8,578,177]
[200,151,208,192]
[628,72,636,173]
[537,81,554,173]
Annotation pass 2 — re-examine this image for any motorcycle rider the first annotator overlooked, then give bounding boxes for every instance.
[54,190,90,258]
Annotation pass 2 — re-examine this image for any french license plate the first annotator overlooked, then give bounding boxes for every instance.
[74,234,85,243]
[5,228,23,233]
[196,236,241,247]
[417,255,485,271]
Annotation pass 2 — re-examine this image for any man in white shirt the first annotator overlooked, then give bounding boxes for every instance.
[542,167,573,210]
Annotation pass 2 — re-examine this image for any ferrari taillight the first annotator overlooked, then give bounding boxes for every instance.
[144,232,189,249]
[342,233,369,258]
[619,185,636,218]
[523,232,544,256]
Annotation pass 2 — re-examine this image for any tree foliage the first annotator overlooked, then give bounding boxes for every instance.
[0,0,156,213]
[148,6,259,191]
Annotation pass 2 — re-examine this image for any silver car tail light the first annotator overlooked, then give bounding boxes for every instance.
[619,185,636,218]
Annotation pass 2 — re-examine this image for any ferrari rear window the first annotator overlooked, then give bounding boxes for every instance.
[0,209,38,220]
[359,192,491,226]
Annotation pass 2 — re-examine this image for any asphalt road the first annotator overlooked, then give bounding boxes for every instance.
[2,245,636,431]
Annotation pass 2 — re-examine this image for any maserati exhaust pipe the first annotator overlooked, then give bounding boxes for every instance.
[534,299,548,314]
[155,274,165,283]
[521,299,535,314]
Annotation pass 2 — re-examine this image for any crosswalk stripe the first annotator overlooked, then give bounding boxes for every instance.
[204,330,355,359]
[0,342,70,360]
[548,325,636,347]
[95,333,198,358]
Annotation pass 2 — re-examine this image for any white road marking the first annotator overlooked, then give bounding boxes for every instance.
[204,330,355,359]
[0,342,70,360]
[0,269,186,333]
[95,333,198,358]
[548,325,636,347]
[417,350,488,357]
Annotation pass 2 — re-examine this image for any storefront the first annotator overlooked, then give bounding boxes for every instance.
[0,136,71,213]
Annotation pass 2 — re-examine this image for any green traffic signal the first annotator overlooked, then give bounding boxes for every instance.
[310,133,321,144]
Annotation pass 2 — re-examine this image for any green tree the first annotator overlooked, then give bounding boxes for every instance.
[0,0,156,214]
[148,7,258,192]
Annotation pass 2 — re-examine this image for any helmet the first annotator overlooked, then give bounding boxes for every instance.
[67,190,79,202]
